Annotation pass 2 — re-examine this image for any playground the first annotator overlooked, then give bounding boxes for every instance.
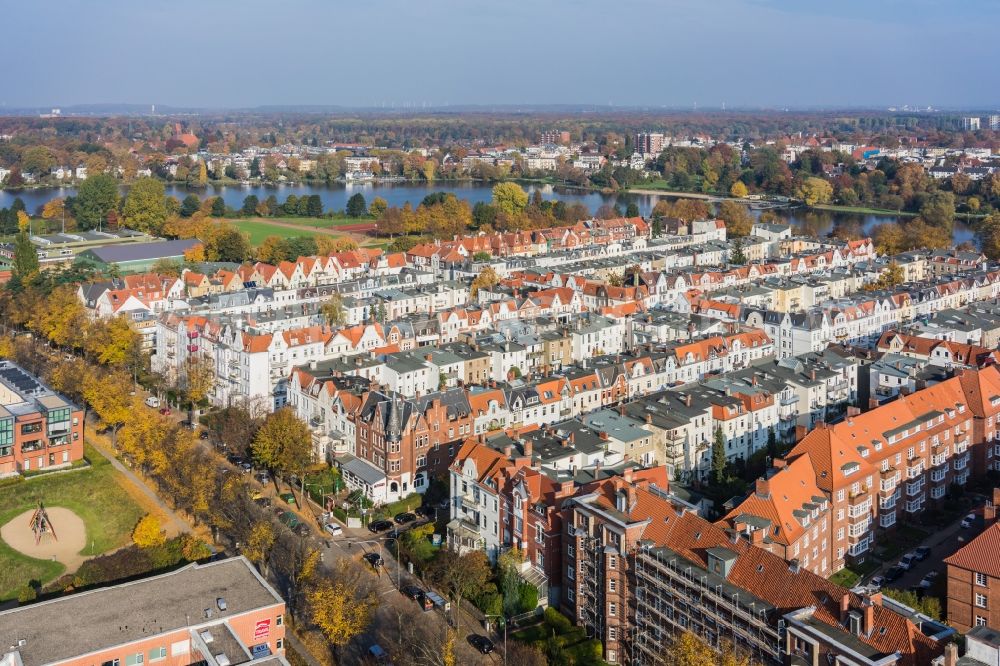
[0,505,89,570]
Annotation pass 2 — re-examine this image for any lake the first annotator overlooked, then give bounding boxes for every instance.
[0,181,974,244]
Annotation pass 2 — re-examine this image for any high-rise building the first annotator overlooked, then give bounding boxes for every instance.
[963,117,982,131]
[989,115,1000,131]
[540,130,570,145]
[635,132,665,155]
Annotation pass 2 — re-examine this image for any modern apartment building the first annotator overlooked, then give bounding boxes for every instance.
[0,557,286,666]
[0,361,84,477]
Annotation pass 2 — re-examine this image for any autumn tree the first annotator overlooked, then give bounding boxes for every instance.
[919,190,956,232]
[872,223,906,255]
[978,212,1000,260]
[179,358,214,421]
[670,199,711,222]
[797,177,834,206]
[320,293,347,327]
[73,173,120,230]
[251,407,312,479]
[244,521,276,575]
[369,196,388,218]
[122,177,168,234]
[132,514,166,548]
[729,181,749,198]
[30,285,88,349]
[470,266,500,300]
[306,573,377,652]
[85,369,134,447]
[427,549,492,629]
[492,182,529,215]
[42,197,73,230]
[717,200,754,237]
[86,316,140,368]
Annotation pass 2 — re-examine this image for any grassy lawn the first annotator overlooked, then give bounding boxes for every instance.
[830,560,880,588]
[512,608,607,665]
[0,443,145,600]
[240,215,373,229]
[231,219,330,245]
[809,204,918,217]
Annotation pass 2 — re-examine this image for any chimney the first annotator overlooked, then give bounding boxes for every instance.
[594,460,603,476]
[618,403,625,416]
[523,439,532,457]
[684,394,692,407]
[503,445,512,458]
[645,414,652,425]
[559,480,574,496]
[840,593,850,623]
[599,431,609,441]
[794,424,808,441]
[755,478,769,497]
[863,596,874,636]
[623,466,633,483]
[751,528,764,545]
[943,642,958,666]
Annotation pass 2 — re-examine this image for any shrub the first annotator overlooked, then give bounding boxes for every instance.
[517,582,539,614]
[132,514,166,549]
[16,585,36,603]
[544,607,573,634]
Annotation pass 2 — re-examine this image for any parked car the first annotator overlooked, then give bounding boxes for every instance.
[394,512,416,524]
[961,513,976,528]
[368,644,389,664]
[295,523,311,537]
[144,396,160,408]
[898,553,917,571]
[363,552,383,568]
[868,575,885,591]
[199,430,210,440]
[914,546,931,561]
[239,462,253,474]
[415,505,436,518]
[159,407,172,416]
[253,497,271,509]
[323,522,343,537]
[884,566,904,582]
[468,635,495,655]
[919,571,939,589]
[368,519,393,533]
[279,492,296,506]
[401,585,423,600]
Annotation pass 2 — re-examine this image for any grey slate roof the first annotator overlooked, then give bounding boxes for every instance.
[81,238,202,263]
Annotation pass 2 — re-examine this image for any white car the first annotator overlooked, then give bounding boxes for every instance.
[323,522,343,537]
[868,575,885,591]
[898,554,917,571]
[144,396,160,408]
[961,513,976,528]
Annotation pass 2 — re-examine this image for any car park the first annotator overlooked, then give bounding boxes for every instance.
[368,519,393,533]
[394,512,416,524]
[962,513,976,528]
[914,546,931,561]
[468,635,495,655]
[415,505,436,518]
[323,522,343,536]
[363,552,384,568]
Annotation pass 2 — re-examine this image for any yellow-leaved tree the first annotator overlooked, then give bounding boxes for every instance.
[306,573,377,652]
[244,521,275,575]
[132,514,166,548]
[729,181,749,198]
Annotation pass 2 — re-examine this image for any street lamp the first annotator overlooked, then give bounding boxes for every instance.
[483,613,508,665]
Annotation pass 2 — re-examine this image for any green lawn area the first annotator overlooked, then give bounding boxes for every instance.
[512,608,607,665]
[829,560,880,588]
[240,215,373,230]
[0,443,145,600]
[231,219,329,245]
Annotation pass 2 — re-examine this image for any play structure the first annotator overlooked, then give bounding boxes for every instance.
[28,501,57,545]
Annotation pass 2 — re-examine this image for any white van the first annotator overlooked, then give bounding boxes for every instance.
[144,396,161,408]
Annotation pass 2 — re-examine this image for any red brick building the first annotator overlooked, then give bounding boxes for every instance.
[944,490,1000,632]
[0,361,84,477]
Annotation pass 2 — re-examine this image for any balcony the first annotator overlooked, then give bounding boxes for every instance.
[187,331,199,339]
[187,344,199,353]
[907,462,924,479]
[848,539,870,557]
[906,480,925,497]
[780,395,800,406]
[930,469,947,483]
[880,492,898,510]
[880,469,900,492]
[830,380,849,393]
[954,439,970,455]
[954,455,970,471]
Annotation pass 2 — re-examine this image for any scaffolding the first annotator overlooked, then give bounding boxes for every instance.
[628,547,782,666]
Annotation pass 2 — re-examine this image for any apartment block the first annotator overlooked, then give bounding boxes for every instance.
[0,361,84,477]
[0,557,286,666]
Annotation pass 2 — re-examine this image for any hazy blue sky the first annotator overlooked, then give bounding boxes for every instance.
[3,0,998,109]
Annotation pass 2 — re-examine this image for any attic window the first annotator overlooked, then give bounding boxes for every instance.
[756,564,764,573]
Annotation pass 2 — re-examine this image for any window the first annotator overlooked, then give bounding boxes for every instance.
[277,613,284,626]
[976,593,988,609]
[125,654,144,666]
[609,554,617,570]
[276,638,284,650]
[608,602,617,617]
[147,648,166,662]
[608,627,617,640]
[977,572,988,587]
[101,661,120,666]
[609,579,617,593]
[977,616,988,627]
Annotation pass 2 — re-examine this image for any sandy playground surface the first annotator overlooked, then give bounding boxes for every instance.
[1,507,88,570]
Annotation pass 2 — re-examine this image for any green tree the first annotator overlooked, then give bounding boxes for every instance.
[306,194,323,217]
[346,193,367,217]
[625,202,640,218]
[206,225,252,262]
[73,173,120,230]
[210,196,226,217]
[10,214,39,287]
[767,427,778,460]
[920,190,956,231]
[251,408,312,478]
[712,425,727,484]
[729,238,747,265]
[492,182,529,215]
[180,194,201,218]
[122,177,168,234]
[241,195,259,217]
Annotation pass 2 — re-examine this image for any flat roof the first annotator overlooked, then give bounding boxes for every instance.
[0,557,283,666]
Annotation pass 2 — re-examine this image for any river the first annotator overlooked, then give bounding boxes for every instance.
[0,181,975,244]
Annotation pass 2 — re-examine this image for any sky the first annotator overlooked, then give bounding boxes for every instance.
[2,0,998,110]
